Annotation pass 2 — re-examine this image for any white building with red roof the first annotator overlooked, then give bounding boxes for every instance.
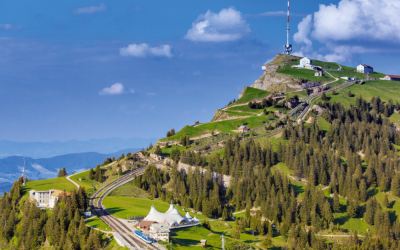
[381,75,400,81]
[357,64,374,74]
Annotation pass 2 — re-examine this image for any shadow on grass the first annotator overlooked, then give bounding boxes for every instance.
[104,207,126,216]
[388,210,398,225]
[334,214,350,231]
[390,200,396,209]
[367,188,378,198]
[293,184,305,196]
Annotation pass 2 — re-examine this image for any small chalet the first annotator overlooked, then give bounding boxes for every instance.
[314,70,324,77]
[357,64,373,74]
[381,75,400,81]
[238,125,250,133]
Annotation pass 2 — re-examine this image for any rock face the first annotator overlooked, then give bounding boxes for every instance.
[250,55,303,92]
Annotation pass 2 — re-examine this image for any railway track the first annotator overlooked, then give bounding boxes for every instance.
[89,167,160,250]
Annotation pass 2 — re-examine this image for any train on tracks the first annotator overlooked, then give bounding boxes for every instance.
[134,230,153,244]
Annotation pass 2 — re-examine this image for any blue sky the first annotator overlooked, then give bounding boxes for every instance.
[1,0,399,142]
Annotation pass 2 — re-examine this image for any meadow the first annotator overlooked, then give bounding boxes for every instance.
[21,177,77,197]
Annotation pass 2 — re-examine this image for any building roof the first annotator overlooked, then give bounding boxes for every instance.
[360,64,373,69]
[238,125,247,129]
[386,75,400,79]
[137,220,157,228]
[50,190,70,197]
[142,204,198,228]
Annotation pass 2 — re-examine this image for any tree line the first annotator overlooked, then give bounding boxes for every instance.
[0,178,102,249]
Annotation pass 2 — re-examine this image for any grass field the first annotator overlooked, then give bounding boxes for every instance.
[86,216,111,231]
[103,195,209,220]
[277,67,334,83]
[160,115,275,142]
[108,182,149,198]
[314,80,400,108]
[317,117,331,132]
[234,87,271,105]
[328,65,385,80]
[21,177,77,197]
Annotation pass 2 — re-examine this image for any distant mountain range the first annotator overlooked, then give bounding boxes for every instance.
[0,137,156,159]
[0,148,141,193]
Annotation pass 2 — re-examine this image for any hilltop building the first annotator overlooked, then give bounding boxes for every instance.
[299,57,313,69]
[381,75,400,81]
[141,204,200,229]
[357,64,373,74]
[28,189,70,208]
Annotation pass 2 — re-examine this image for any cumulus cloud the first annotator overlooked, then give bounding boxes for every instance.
[0,24,22,30]
[120,43,173,58]
[293,0,400,62]
[185,8,251,42]
[73,3,107,14]
[99,83,135,95]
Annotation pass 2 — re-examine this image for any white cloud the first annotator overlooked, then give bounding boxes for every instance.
[293,0,400,61]
[0,24,22,30]
[73,4,107,14]
[185,8,251,42]
[99,83,135,95]
[293,15,313,53]
[120,43,172,58]
[147,92,156,96]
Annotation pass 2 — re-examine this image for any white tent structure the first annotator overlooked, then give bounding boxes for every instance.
[142,204,200,229]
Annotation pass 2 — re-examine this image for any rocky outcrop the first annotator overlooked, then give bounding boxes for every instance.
[251,56,303,92]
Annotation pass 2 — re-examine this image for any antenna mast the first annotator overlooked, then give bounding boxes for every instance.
[22,158,26,186]
[284,0,293,55]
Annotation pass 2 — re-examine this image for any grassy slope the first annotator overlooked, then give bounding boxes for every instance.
[164,220,286,250]
[328,65,385,79]
[108,182,149,198]
[277,67,334,83]
[103,196,209,220]
[234,87,271,105]
[86,216,110,231]
[21,177,77,197]
[314,80,400,108]
[160,115,274,142]
[69,161,120,195]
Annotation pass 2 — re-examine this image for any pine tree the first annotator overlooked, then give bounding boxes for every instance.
[391,174,400,197]
[88,168,94,180]
[222,207,229,221]
[359,179,367,202]
[383,194,389,208]
[333,193,341,213]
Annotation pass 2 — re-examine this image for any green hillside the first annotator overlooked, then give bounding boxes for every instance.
[21,177,77,197]
[314,80,400,106]
[234,87,271,105]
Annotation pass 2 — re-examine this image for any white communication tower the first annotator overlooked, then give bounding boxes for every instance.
[22,158,26,186]
[283,0,293,55]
